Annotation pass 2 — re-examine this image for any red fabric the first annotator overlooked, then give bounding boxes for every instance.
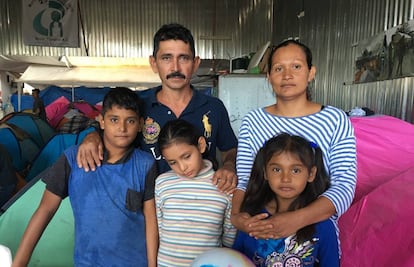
[45,96,70,128]
[72,102,100,119]
[339,116,414,266]
[45,98,101,129]
[350,115,414,201]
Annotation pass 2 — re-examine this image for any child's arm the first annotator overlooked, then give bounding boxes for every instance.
[143,198,158,267]
[12,190,62,267]
[222,196,237,247]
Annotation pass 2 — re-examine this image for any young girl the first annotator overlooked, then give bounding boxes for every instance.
[232,133,339,267]
[155,119,237,267]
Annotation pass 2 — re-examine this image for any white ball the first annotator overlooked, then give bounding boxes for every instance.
[191,247,255,267]
[0,244,12,267]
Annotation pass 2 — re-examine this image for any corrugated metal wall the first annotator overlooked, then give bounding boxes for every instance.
[1,0,414,122]
[0,0,273,59]
[273,0,414,122]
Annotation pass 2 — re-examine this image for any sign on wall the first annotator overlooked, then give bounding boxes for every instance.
[22,0,79,47]
[354,20,414,83]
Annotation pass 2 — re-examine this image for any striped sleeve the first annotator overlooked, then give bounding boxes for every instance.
[319,111,357,218]
[222,195,237,247]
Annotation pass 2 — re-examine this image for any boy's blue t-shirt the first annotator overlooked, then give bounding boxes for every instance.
[43,145,156,266]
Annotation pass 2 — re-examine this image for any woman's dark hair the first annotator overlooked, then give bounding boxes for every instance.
[158,119,217,169]
[101,87,143,117]
[241,133,330,243]
[267,39,314,100]
[153,23,195,58]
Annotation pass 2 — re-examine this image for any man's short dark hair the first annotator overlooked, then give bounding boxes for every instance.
[152,23,195,58]
[32,89,40,94]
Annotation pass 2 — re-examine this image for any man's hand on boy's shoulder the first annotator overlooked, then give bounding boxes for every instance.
[213,164,238,195]
[76,131,104,171]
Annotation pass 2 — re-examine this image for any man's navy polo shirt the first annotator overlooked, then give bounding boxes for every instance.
[139,85,237,173]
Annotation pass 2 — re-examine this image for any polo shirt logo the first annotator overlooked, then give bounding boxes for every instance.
[202,112,212,138]
[142,117,160,144]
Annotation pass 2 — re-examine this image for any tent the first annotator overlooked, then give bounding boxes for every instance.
[26,127,94,182]
[0,178,74,267]
[1,112,55,148]
[0,127,95,267]
[10,86,109,112]
[0,123,40,174]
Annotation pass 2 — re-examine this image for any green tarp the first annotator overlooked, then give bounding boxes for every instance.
[0,180,74,266]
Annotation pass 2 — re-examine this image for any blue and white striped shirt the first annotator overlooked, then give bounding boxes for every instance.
[236,106,357,221]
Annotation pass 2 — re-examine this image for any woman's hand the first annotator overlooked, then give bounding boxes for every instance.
[248,210,302,239]
[231,212,271,233]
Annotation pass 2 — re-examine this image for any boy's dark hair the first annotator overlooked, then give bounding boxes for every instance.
[241,133,330,243]
[101,87,143,117]
[153,23,195,58]
[158,119,218,170]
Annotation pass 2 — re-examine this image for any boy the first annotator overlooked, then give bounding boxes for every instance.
[12,87,158,267]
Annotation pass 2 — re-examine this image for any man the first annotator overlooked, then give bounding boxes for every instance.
[76,23,238,193]
[32,89,47,121]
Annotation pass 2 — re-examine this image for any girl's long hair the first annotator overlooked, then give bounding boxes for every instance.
[241,133,330,242]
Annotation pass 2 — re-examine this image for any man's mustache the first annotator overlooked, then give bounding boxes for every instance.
[166,72,186,79]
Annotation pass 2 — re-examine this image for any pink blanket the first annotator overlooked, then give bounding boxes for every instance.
[340,116,414,266]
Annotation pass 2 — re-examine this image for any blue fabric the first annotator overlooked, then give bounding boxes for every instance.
[0,126,40,173]
[139,86,237,173]
[64,146,154,266]
[26,127,95,181]
[6,113,55,147]
[11,86,111,112]
[232,219,339,267]
[10,94,33,111]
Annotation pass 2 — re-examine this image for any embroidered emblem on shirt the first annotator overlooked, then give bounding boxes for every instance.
[202,112,212,138]
[142,117,160,144]
[255,235,316,267]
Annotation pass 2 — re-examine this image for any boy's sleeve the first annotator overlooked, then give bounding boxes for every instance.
[41,153,71,199]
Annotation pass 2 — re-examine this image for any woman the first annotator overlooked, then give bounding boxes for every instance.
[231,40,357,249]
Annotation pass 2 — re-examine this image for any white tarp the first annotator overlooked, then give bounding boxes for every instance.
[18,64,161,88]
